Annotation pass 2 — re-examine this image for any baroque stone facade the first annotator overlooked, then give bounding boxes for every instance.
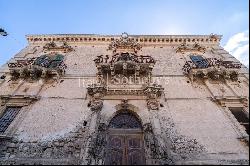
[0,33,249,165]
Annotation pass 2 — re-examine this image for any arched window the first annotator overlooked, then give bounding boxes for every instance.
[109,110,142,129]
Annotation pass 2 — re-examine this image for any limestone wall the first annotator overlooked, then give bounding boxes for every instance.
[0,34,248,165]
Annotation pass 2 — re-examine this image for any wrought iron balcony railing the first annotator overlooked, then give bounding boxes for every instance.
[182,58,242,81]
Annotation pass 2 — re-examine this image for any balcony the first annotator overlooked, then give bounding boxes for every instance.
[8,54,66,81]
[182,58,241,82]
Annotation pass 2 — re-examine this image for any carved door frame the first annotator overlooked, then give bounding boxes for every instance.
[105,129,146,165]
[104,110,146,165]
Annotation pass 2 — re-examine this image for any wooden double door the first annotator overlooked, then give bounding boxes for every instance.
[105,129,145,165]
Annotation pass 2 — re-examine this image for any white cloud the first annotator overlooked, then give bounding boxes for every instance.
[224,31,249,67]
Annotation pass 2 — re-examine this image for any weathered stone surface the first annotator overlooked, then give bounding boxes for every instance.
[0,34,248,165]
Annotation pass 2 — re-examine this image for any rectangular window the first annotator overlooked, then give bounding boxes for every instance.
[0,107,21,133]
[190,55,209,68]
[229,107,249,135]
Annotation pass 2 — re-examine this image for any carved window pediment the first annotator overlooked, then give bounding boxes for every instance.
[43,41,74,53]
[176,43,206,54]
[108,32,142,53]
[109,110,142,129]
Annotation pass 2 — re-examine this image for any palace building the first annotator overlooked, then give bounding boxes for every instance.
[0,33,249,165]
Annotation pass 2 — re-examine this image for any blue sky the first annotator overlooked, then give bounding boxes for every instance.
[0,0,249,66]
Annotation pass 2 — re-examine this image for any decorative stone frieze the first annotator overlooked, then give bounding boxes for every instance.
[106,88,145,96]
[43,41,74,53]
[87,84,107,98]
[176,43,206,54]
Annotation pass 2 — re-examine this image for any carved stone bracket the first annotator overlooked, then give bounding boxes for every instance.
[147,99,160,110]
[120,99,129,109]
[176,43,206,54]
[89,99,103,112]
[143,84,164,110]
[143,83,164,99]
[87,84,107,112]
[87,84,107,98]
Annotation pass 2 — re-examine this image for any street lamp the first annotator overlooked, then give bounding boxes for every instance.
[0,28,8,36]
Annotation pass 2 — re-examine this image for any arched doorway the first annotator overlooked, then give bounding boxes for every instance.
[105,110,146,165]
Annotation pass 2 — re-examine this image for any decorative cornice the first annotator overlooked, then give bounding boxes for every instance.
[0,95,40,106]
[211,96,248,107]
[26,34,222,45]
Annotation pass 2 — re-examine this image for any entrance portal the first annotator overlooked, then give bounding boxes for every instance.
[105,110,146,165]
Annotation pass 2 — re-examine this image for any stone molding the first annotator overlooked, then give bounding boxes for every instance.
[0,95,40,107]
[26,34,222,45]
[211,96,248,108]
